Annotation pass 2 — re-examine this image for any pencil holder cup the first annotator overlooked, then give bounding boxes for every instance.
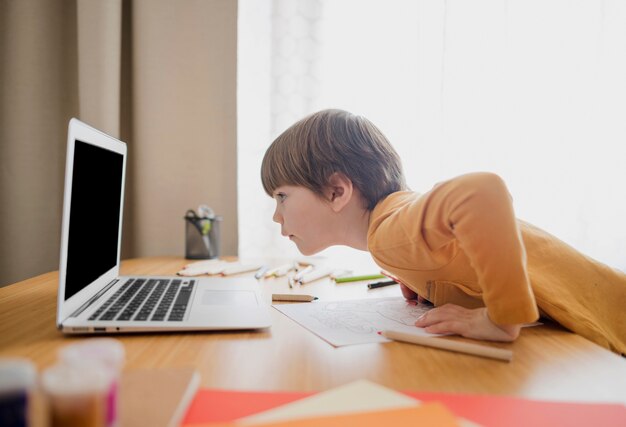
[184,207,222,259]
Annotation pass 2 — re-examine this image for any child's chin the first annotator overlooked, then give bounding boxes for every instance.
[296,244,325,256]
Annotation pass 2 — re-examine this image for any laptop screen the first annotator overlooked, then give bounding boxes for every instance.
[64,139,124,300]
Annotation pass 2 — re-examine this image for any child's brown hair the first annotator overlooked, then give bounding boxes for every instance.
[261,109,406,210]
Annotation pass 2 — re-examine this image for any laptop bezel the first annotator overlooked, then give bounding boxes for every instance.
[57,118,128,327]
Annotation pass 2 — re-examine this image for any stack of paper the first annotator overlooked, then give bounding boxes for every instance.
[189,380,472,427]
[183,383,626,427]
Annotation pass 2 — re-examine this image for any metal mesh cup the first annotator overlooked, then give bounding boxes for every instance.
[184,210,222,259]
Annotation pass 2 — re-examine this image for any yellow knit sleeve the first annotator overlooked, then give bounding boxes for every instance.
[411,173,539,324]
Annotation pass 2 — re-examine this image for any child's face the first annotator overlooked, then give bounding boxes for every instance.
[272,185,336,255]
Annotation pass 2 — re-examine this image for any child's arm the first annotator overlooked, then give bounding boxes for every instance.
[399,173,538,340]
[429,173,538,322]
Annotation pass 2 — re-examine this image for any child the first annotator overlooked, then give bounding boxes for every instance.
[261,109,626,355]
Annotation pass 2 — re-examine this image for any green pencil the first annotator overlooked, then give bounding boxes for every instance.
[334,274,386,283]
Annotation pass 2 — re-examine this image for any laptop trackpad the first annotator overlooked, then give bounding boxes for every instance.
[201,290,258,307]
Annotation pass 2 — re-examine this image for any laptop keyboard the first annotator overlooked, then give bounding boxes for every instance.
[88,278,195,322]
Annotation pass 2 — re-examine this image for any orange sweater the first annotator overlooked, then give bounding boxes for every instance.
[367,172,626,354]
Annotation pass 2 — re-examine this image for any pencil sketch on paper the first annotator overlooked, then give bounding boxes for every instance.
[308,299,431,334]
[273,297,436,347]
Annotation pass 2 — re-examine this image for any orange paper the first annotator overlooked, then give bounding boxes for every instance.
[405,391,626,427]
[184,390,312,424]
[193,403,458,427]
[183,389,626,427]
[277,403,456,427]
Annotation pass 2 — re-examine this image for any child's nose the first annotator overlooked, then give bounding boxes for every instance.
[272,208,282,224]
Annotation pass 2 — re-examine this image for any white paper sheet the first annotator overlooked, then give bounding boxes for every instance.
[239,378,480,427]
[239,380,419,425]
[273,297,438,347]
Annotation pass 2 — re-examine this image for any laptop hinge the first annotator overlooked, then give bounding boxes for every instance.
[69,278,119,318]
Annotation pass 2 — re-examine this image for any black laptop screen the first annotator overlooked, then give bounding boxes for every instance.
[64,139,124,300]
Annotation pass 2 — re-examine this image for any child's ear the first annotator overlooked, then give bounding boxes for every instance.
[325,172,353,212]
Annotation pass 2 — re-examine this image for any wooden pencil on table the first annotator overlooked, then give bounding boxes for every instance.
[380,329,513,362]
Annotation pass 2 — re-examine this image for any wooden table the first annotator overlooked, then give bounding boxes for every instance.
[1,256,625,404]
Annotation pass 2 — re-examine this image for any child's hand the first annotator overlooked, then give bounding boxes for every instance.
[414,304,521,342]
[399,283,417,300]
[399,283,430,304]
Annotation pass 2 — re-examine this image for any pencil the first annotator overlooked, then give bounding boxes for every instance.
[272,294,318,302]
[367,279,398,289]
[177,261,228,276]
[183,259,222,269]
[293,265,314,281]
[298,268,332,284]
[334,274,386,283]
[264,263,294,278]
[254,265,269,279]
[329,269,352,280]
[380,330,513,362]
[220,264,263,276]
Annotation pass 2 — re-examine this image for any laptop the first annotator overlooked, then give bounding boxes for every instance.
[57,118,272,334]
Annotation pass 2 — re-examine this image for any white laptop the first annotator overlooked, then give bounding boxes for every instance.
[57,118,272,334]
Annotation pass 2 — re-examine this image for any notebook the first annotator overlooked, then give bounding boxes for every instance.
[56,118,272,334]
[120,368,201,427]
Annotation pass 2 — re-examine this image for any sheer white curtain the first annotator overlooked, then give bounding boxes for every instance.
[238,0,626,271]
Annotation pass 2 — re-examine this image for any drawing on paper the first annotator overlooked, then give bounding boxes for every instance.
[273,297,436,346]
[308,299,431,334]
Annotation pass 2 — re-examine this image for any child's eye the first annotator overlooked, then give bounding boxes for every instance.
[275,193,286,202]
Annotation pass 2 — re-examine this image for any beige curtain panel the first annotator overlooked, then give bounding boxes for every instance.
[0,0,239,287]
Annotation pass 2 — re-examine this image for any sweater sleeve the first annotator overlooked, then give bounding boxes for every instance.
[414,173,539,324]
